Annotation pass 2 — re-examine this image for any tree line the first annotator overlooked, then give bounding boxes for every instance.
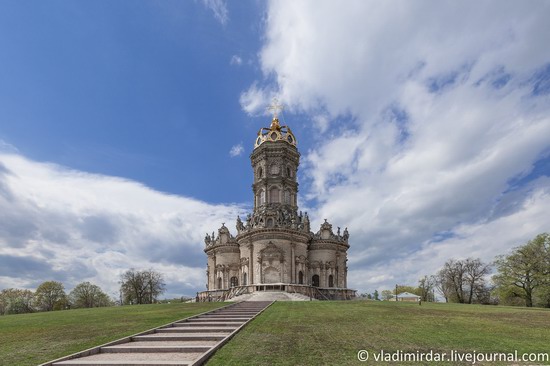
[0,268,166,316]
[376,233,550,307]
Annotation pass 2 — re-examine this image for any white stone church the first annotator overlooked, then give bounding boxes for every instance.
[199,112,355,300]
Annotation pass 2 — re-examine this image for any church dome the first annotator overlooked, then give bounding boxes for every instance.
[254,117,297,149]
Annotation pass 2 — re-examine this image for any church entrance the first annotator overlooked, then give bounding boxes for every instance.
[264,266,280,283]
[312,274,320,287]
[298,271,304,285]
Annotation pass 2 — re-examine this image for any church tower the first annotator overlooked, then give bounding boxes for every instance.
[250,115,300,224]
[202,101,353,300]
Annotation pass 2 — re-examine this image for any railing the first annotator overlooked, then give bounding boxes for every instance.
[197,284,357,302]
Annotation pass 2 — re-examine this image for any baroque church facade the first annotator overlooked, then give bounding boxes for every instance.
[202,113,353,299]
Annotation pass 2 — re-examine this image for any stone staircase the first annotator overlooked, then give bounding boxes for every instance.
[41,301,272,366]
[232,291,316,302]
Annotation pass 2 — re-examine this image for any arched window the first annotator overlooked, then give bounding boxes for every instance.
[217,277,222,289]
[243,272,247,286]
[287,166,292,177]
[230,276,238,287]
[266,218,274,227]
[259,189,265,205]
[312,275,320,287]
[269,187,280,203]
[328,275,334,288]
[258,167,263,179]
[284,190,291,204]
[298,271,304,285]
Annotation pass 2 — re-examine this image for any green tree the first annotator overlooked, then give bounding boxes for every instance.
[373,290,380,300]
[69,282,112,308]
[34,281,66,311]
[494,233,550,307]
[0,288,34,315]
[381,289,394,301]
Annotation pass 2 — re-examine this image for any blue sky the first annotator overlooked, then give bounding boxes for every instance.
[1,0,549,299]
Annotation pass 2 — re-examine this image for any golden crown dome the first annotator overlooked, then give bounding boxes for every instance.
[254,117,297,149]
[254,98,297,149]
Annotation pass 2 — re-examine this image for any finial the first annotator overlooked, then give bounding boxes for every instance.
[267,97,284,120]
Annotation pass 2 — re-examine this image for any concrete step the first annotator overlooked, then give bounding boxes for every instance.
[133,334,226,342]
[101,346,211,353]
[53,352,197,365]
[183,318,248,322]
[172,322,243,327]
[155,327,235,333]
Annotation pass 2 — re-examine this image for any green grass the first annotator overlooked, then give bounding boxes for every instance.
[2,301,549,366]
[0,302,225,366]
[206,301,550,366]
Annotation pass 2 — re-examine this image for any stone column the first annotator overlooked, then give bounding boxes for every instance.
[249,243,254,284]
[290,243,295,283]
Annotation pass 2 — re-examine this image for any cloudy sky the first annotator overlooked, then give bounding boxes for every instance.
[1,1,549,298]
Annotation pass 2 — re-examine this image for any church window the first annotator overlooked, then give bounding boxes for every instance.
[298,271,304,285]
[266,218,274,227]
[312,274,320,287]
[258,167,263,179]
[284,190,291,204]
[243,272,247,286]
[217,277,222,289]
[269,187,280,203]
[259,189,265,205]
[287,166,292,177]
[230,276,238,287]
[328,275,334,288]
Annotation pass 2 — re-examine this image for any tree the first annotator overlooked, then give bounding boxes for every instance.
[494,233,550,307]
[34,281,66,311]
[437,258,491,304]
[120,269,165,305]
[373,290,380,301]
[434,270,453,303]
[418,276,435,302]
[0,288,34,315]
[69,282,112,308]
[381,289,394,301]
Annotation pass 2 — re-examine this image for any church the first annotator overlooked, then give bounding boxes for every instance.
[200,110,354,300]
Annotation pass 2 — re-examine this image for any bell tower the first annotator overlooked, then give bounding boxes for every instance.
[250,104,299,217]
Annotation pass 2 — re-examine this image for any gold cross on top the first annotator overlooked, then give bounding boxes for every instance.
[267,97,284,119]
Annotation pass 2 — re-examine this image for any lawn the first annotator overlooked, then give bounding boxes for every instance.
[206,301,550,366]
[2,301,549,366]
[0,302,225,366]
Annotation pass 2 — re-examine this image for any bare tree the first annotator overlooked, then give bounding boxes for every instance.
[464,258,492,304]
[418,275,435,302]
[437,258,491,304]
[120,269,165,305]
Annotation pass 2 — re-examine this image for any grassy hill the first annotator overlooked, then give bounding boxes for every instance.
[206,301,550,366]
[0,302,225,366]
[1,301,548,366]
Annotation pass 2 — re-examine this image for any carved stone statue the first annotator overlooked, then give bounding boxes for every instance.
[236,216,245,233]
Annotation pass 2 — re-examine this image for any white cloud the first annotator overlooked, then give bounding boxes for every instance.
[246,0,550,293]
[201,0,228,26]
[0,153,245,298]
[230,55,242,66]
[229,143,244,157]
